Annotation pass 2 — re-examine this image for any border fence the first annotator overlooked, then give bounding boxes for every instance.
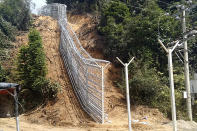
[39,3,110,123]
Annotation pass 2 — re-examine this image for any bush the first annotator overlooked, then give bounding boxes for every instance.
[0,30,12,60]
[32,77,60,101]
[119,61,170,106]
[99,1,181,71]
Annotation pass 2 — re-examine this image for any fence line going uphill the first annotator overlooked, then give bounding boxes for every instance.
[39,3,110,123]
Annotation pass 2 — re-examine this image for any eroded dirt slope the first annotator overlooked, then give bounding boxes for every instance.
[24,16,92,126]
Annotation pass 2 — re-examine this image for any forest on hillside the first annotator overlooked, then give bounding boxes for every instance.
[47,0,197,121]
[0,0,31,81]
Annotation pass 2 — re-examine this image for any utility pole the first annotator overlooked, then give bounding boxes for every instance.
[158,39,181,131]
[116,57,134,131]
[182,5,193,121]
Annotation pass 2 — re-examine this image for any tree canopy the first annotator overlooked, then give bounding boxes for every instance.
[0,0,31,30]
[46,0,106,12]
[99,1,181,71]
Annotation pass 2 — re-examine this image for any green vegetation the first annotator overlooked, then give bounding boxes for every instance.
[0,16,16,60]
[99,1,181,70]
[17,29,47,90]
[0,64,6,82]
[190,41,197,73]
[0,0,31,60]
[0,16,16,41]
[46,0,106,13]
[0,0,31,85]
[98,0,190,119]
[46,0,197,121]
[16,29,59,112]
[0,0,31,30]
[0,0,59,111]
[98,1,131,61]
[17,29,59,103]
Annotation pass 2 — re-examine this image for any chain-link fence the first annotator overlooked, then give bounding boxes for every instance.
[39,3,110,123]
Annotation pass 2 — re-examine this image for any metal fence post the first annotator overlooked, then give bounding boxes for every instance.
[168,49,177,131]
[125,63,132,131]
[158,39,179,131]
[101,66,105,124]
[116,57,134,131]
[14,89,20,131]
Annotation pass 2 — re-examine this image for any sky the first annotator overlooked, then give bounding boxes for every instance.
[31,0,46,14]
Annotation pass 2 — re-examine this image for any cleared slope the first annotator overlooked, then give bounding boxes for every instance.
[24,15,92,126]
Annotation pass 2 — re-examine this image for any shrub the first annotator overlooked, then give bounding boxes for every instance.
[32,77,60,101]
[119,61,170,106]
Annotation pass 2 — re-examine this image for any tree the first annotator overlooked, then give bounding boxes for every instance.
[99,1,181,71]
[190,41,197,73]
[0,0,31,30]
[98,0,131,61]
[46,0,106,12]
[17,29,47,90]
[18,29,60,103]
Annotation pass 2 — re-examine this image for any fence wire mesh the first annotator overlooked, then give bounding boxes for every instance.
[39,3,110,123]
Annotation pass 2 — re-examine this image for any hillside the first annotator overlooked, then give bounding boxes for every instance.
[1,14,197,131]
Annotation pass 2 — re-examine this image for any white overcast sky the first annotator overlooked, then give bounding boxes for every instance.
[31,0,46,14]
